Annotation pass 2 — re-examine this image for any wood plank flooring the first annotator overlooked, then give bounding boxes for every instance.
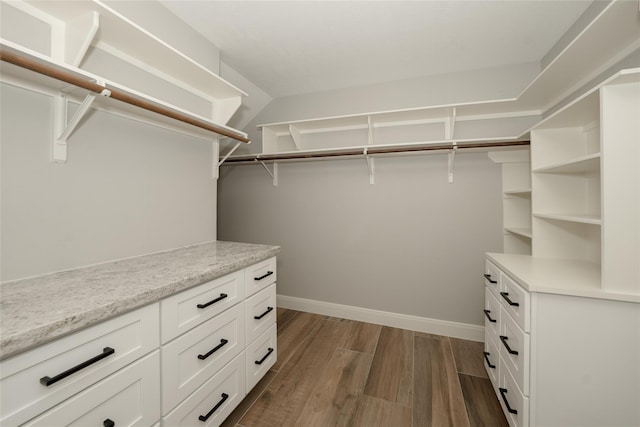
[221,308,508,427]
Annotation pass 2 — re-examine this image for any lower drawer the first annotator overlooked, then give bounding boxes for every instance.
[163,352,246,427]
[483,335,500,394]
[24,351,160,427]
[245,284,276,344]
[161,303,245,414]
[499,309,530,395]
[0,304,159,427]
[498,365,529,427]
[246,324,277,391]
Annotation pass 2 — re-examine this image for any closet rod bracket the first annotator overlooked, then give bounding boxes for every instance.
[256,159,279,187]
[364,147,375,184]
[448,142,458,183]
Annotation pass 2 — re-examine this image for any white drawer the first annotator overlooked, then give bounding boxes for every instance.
[0,304,159,427]
[23,351,160,427]
[483,335,500,394]
[485,260,501,296]
[499,309,530,396]
[161,303,245,414]
[245,257,277,297]
[245,284,277,344]
[161,270,245,343]
[500,272,530,333]
[163,352,246,427]
[499,363,529,427]
[484,286,501,340]
[246,324,277,391]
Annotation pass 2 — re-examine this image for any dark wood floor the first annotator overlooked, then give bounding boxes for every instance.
[222,308,508,427]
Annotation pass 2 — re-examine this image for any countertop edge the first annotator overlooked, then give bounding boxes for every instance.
[0,244,279,360]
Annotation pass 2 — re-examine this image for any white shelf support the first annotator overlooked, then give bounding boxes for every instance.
[66,11,100,67]
[52,80,111,163]
[256,159,279,187]
[211,139,219,179]
[364,147,375,184]
[367,115,374,145]
[289,125,302,150]
[448,142,458,183]
[445,107,457,140]
[218,141,242,167]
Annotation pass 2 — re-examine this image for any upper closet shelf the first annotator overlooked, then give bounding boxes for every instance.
[0,0,250,162]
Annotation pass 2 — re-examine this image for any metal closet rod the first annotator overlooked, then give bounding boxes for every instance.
[0,49,251,144]
[225,140,530,163]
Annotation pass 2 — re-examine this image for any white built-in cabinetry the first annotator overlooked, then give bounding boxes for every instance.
[489,150,532,255]
[0,257,277,427]
[0,0,248,162]
[484,257,639,427]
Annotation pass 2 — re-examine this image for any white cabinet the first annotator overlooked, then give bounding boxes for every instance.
[0,304,159,427]
[0,257,277,427]
[530,70,640,293]
[484,257,640,427]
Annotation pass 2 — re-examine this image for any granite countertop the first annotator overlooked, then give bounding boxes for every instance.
[0,240,279,360]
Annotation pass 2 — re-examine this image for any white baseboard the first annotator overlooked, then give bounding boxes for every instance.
[277,294,484,342]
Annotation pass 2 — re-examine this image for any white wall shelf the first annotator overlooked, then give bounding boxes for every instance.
[533,213,602,225]
[532,153,600,174]
[0,0,249,164]
[504,227,533,239]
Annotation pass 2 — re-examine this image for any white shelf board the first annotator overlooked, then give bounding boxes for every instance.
[504,189,532,197]
[533,153,600,174]
[534,213,602,225]
[504,227,533,239]
[0,40,248,141]
[25,0,246,99]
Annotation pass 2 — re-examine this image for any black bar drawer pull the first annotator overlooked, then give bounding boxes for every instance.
[254,271,274,281]
[40,347,115,386]
[499,388,518,414]
[197,293,228,309]
[483,309,497,323]
[499,335,518,355]
[103,419,115,427]
[254,306,274,320]
[255,347,274,365]
[197,339,229,360]
[199,393,229,422]
[483,351,496,369]
[500,292,520,307]
[483,273,497,284]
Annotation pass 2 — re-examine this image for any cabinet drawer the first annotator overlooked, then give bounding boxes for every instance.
[484,261,501,295]
[24,351,160,427]
[499,310,530,396]
[0,304,159,427]
[245,284,277,344]
[484,286,501,340]
[246,324,277,391]
[161,270,245,343]
[161,303,245,414]
[245,257,277,297]
[499,273,530,333]
[483,335,500,394]
[498,364,529,427]
[163,352,246,427]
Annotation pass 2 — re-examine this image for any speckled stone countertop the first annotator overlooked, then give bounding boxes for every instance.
[0,241,279,360]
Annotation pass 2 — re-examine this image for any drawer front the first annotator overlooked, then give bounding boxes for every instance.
[24,351,160,427]
[484,286,501,340]
[161,303,245,413]
[499,273,530,333]
[246,324,277,391]
[245,284,277,344]
[163,352,246,427]
[0,304,159,427]
[498,364,529,427]
[484,261,501,295]
[483,335,500,394]
[245,257,277,297]
[499,309,530,396]
[161,270,245,343]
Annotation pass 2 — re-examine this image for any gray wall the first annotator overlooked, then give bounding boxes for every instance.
[218,153,503,326]
[1,84,218,281]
